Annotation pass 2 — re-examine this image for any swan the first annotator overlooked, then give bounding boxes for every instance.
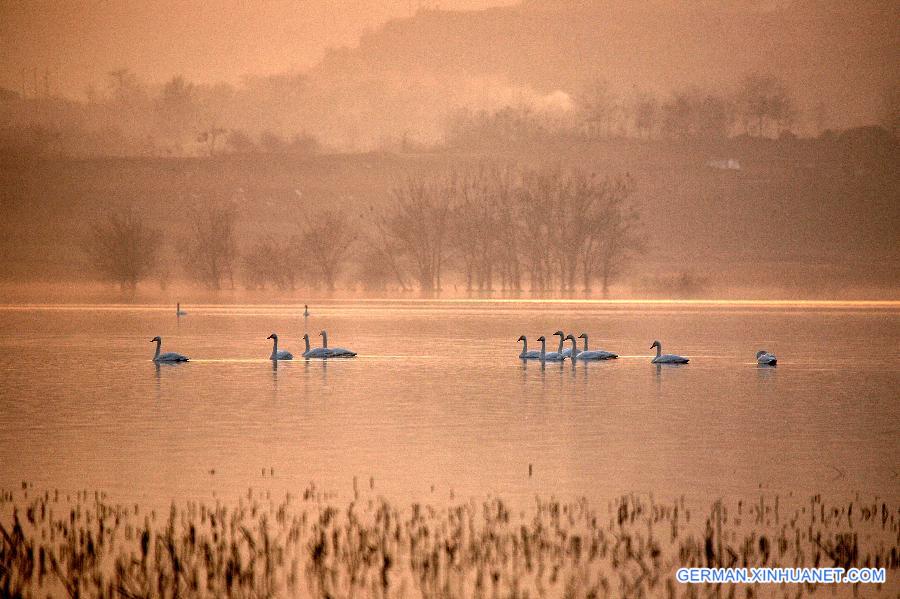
[576,333,618,360]
[176,303,187,317]
[756,350,777,365]
[536,336,565,362]
[517,335,541,359]
[650,340,689,364]
[553,330,574,358]
[304,304,309,317]
[150,336,188,362]
[320,330,357,358]
[302,333,330,358]
[267,333,293,360]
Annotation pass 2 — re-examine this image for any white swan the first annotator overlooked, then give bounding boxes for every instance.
[302,333,330,359]
[536,336,565,362]
[176,303,187,317]
[756,350,777,365]
[576,333,618,360]
[553,330,573,358]
[151,336,188,362]
[517,335,541,359]
[320,330,357,358]
[650,340,689,364]
[267,333,293,360]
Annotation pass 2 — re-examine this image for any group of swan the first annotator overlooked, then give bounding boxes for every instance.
[150,330,356,362]
[518,334,777,365]
[269,330,357,360]
[518,331,619,362]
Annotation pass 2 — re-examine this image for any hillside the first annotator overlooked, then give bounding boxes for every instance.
[300,0,899,146]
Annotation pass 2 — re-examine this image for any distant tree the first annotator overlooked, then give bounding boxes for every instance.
[588,175,643,296]
[288,132,321,155]
[633,93,659,139]
[178,203,239,289]
[355,245,399,292]
[242,236,303,290]
[107,68,147,107]
[380,173,455,293]
[259,130,288,154]
[298,208,357,291]
[364,206,411,291]
[580,79,621,138]
[662,90,732,140]
[451,167,501,291]
[156,76,198,139]
[197,126,227,156]
[734,74,795,137]
[225,129,257,154]
[81,209,159,290]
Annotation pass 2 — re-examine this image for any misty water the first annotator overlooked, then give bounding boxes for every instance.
[0,300,897,508]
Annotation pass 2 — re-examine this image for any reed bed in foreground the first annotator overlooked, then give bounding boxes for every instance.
[1,484,897,598]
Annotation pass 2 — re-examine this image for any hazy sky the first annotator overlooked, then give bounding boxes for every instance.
[0,0,516,97]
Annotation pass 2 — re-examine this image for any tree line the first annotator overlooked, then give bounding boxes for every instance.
[447,73,805,147]
[82,164,642,295]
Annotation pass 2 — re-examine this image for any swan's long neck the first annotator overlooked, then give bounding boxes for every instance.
[539,338,546,361]
[655,343,662,358]
[321,331,328,348]
[271,336,278,357]
[304,336,311,353]
[154,339,161,359]
[519,337,527,357]
[582,335,589,352]
[556,334,564,354]
[569,337,577,356]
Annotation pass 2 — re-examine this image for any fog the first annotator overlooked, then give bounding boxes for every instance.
[0,0,897,300]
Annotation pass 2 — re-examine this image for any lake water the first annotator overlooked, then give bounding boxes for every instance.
[0,300,898,508]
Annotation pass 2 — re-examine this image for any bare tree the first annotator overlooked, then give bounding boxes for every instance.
[735,74,795,137]
[662,90,732,140]
[580,79,621,139]
[197,126,227,156]
[633,92,659,139]
[299,208,358,291]
[588,175,643,296]
[242,236,304,290]
[156,76,198,142]
[451,167,502,291]
[178,203,239,289]
[380,173,455,293]
[81,209,159,290]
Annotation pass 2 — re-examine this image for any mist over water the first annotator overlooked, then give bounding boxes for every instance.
[1,300,896,508]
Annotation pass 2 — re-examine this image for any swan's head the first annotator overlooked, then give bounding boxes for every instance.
[756,350,767,359]
[537,336,546,342]
[553,330,564,337]
[517,335,526,342]
[319,330,326,336]
[578,333,587,339]
[650,340,661,350]
[150,336,161,343]
[267,333,277,340]
[303,333,310,340]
